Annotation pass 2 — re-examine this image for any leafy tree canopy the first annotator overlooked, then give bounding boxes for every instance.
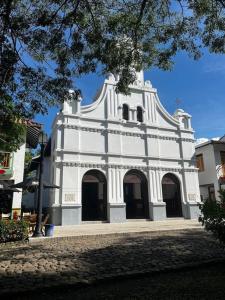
[1,0,225,150]
[199,190,225,244]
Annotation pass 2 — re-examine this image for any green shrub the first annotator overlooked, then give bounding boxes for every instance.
[199,190,225,244]
[0,220,29,243]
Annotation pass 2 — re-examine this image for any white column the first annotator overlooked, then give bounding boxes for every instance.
[187,117,191,129]
[118,94,122,119]
[52,165,61,206]
[148,170,156,203]
[144,93,150,122]
[116,168,124,203]
[156,170,163,201]
[107,88,114,119]
[108,167,124,204]
[75,167,81,205]
[107,168,114,203]
[129,108,132,121]
[148,169,163,203]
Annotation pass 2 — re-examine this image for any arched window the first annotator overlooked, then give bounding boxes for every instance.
[122,104,129,121]
[181,117,188,129]
[123,169,149,219]
[137,106,143,123]
[162,173,182,218]
[82,170,107,221]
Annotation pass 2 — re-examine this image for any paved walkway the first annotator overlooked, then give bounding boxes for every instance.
[34,219,202,240]
[0,221,225,296]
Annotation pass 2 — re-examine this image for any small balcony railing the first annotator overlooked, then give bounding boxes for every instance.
[0,152,13,175]
[0,152,11,168]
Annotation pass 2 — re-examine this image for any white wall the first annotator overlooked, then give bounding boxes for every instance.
[195,142,225,199]
[196,144,217,186]
[11,142,26,209]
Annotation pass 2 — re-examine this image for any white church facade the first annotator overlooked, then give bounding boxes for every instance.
[49,71,200,225]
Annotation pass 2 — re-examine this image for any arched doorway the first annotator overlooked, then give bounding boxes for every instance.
[123,170,149,219]
[162,173,182,217]
[82,170,107,221]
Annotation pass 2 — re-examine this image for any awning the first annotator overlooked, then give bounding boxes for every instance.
[0,181,21,192]
[28,156,40,173]
[10,178,60,190]
[43,183,60,189]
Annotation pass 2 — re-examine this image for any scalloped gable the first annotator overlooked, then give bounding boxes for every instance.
[153,93,179,129]
[62,72,192,132]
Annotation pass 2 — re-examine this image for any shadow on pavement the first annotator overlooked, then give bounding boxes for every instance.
[0,229,224,298]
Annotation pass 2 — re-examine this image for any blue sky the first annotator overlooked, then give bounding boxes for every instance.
[35,49,225,140]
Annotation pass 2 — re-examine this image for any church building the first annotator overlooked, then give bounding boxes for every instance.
[49,71,200,225]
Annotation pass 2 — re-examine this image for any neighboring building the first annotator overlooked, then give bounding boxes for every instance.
[22,140,52,211]
[195,137,225,201]
[0,121,41,215]
[0,143,26,215]
[49,71,200,225]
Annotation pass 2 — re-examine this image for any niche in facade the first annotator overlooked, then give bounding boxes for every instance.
[122,104,129,121]
[182,117,188,129]
[137,106,143,123]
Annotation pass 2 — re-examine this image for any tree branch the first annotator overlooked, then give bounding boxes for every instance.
[216,0,225,9]
[84,0,97,31]
[133,0,148,49]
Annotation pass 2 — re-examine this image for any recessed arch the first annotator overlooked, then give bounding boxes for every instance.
[162,173,182,217]
[122,104,129,121]
[123,169,149,219]
[82,169,107,221]
[137,106,143,123]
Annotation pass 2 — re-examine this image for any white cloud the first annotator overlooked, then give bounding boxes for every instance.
[204,63,225,74]
[212,137,220,141]
[195,138,209,145]
[195,137,222,145]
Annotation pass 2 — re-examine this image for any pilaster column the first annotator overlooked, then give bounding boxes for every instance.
[107,167,126,223]
[148,169,166,220]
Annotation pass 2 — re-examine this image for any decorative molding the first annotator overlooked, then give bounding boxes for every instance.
[55,160,197,173]
[183,168,199,172]
[60,114,194,134]
[107,129,121,135]
[61,123,195,143]
[147,134,194,143]
[122,131,143,137]
[147,134,178,141]
[63,124,104,133]
[182,138,195,143]
[62,124,79,129]
[55,148,196,163]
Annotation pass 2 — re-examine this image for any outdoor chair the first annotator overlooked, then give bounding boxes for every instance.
[41,214,50,235]
[22,212,31,220]
[25,213,49,235]
[0,213,11,221]
[22,212,31,216]
[28,214,37,233]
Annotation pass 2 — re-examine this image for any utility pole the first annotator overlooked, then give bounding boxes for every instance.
[33,132,46,237]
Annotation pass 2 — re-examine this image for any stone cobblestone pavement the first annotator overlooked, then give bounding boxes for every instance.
[0,226,225,296]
